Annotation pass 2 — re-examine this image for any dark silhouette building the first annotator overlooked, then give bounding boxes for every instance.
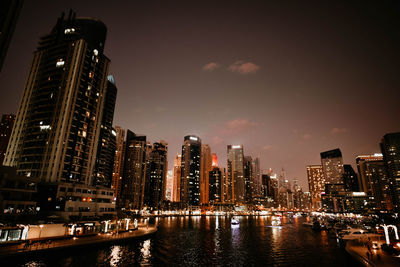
[343,164,360,192]
[381,132,400,210]
[93,76,117,187]
[243,156,253,203]
[209,167,222,203]
[120,130,147,210]
[180,135,201,207]
[143,141,168,209]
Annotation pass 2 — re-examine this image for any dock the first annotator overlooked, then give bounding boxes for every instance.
[0,225,157,258]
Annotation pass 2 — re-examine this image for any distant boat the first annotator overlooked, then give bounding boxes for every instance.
[231,218,239,225]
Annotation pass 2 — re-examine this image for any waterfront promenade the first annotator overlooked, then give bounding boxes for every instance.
[0,225,157,258]
[346,240,400,267]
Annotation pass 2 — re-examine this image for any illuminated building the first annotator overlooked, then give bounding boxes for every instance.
[112,126,125,198]
[120,130,147,210]
[180,135,201,207]
[251,157,261,197]
[306,165,324,210]
[381,132,400,210]
[209,167,222,203]
[320,149,344,184]
[356,154,383,192]
[261,173,269,198]
[93,76,117,187]
[0,114,15,164]
[365,161,392,211]
[244,156,253,203]
[342,164,359,192]
[3,11,116,219]
[172,154,181,202]
[143,141,168,209]
[200,144,211,204]
[356,154,392,211]
[211,153,218,167]
[268,173,278,206]
[227,144,245,204]
[166,170,173,201]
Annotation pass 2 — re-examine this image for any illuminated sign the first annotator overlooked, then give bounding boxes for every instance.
[232,145,241,149]
[189,136,198,141]
[352,192,366,197]
[374,153,383,157]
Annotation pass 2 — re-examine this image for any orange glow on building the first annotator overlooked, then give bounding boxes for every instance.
[212,153,218,167]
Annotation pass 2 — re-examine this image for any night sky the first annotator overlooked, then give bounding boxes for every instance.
[1,0,400,190]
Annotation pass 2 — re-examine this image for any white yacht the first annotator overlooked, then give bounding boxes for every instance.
[338,228,381,241]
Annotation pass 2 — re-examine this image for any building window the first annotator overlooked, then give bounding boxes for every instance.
[56,59,65,68]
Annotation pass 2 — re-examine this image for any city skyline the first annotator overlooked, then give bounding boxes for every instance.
[1,1,400,189]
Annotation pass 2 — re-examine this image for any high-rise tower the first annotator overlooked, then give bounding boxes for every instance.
[4,11,110,185]
[320,149,344,185]
[143,141,168,209]
[306,165,324,210]
[3,11,116,218]
[180,135,201,207]
[112,126,125,199]
[381,133,400,210]
[200,144,211,204]
[227,145,245,204]
[172,154,182,202]
[120,130,147,210]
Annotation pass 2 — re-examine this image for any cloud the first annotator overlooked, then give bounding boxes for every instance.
[202,62,219,72]
[229,61,260,74]
[221,118,259,135]
[331,128,347,134]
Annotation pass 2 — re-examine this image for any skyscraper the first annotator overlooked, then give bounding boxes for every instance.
[356,154,384,192]
[112,126,125,199]
[356,154,392,211]
[120,130,147,210]
[5,11,110,181]
[0,114,15,164]
[251,157,261,197]
[343,164,359,192]
[381,132,400,210]
[306,165,324,210]
[180,135,201,207]
[3,11,116,218]
[200,144,211,205]
[172,154,181,202]
[93,76,117,187]
[244,156,253,203]
[227,144,245,204]
[320,149,344,184]
[209,167,223,203]
[143,141,168,209]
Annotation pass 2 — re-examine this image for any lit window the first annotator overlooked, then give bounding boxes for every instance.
[64,28,75,34]
[56,59,65,68]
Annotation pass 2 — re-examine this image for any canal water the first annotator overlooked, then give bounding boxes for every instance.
[8,216,361,266]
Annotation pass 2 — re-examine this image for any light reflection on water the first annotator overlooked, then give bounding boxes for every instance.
[109,245,121,267]
[9,216,361,267]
